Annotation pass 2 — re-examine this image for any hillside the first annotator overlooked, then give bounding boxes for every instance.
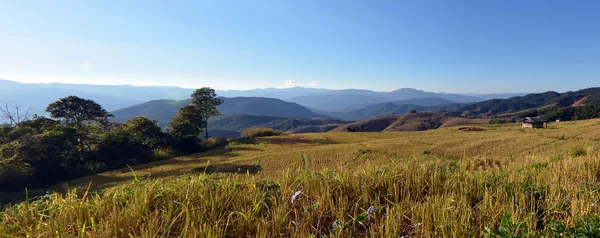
[112,97,325,124]
[8,119,600,236]
[330,102,430,121]
[327,100,464,121]
[331,112,448,132]
[456,87,600,116]
[207,115,349,137]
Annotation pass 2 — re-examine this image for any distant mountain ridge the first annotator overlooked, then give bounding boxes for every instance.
[288,88,496,111]
[112,96,326,126]
[0,79,527,119]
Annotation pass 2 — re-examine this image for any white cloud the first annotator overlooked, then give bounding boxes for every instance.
[80,61,92,71]
[283,80,302,88]
[283,80,321,88]
[307,81,320,87]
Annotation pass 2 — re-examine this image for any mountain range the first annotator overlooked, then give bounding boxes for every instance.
[10,79,600,138]
[0,79,526,117]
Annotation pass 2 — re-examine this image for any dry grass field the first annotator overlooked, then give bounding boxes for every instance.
[70,119,600,190]
[3,119,600,237]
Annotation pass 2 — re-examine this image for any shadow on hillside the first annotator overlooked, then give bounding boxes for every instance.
[232,147,261,152]
[193,164,261,175]
[261,137,337,145]
[229,137,256,144]
[187,151,240,159]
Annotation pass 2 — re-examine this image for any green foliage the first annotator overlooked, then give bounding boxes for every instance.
[302,152,312,170]
[203,137,229,148]
[483,215,528,238]
[46,95,112,126]
[190,87,224,139]
[570,148,588,157]
[539,104,600,121]
[121,116,162,148]
[169,105,205,138]
[490,117,511,124]
[0,95,225,196]
[241,127,283,138]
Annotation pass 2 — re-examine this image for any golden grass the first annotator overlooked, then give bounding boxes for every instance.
[68,119,600,191]
[2,119,600,237]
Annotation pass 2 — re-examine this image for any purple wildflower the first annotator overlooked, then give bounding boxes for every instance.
[367,206,376,215]
[291,190,302,204]
[565,195,571,201]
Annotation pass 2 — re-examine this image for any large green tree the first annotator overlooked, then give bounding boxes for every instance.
[169,88,222,139]
[191,88,223,139]
[46,96,112,159]
[169,105,205,138]
[121,116,162,148]
[46,96,112,126]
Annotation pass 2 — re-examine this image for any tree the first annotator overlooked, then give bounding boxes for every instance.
[409,108,417,113]
[169,105,204,138]
[0,103,31,126]
[122,117,162,148]
[46,96,112,159]
[46,96,112,127]
[190,88,223,139]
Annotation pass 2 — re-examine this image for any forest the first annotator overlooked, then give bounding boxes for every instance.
[0,88,223,196]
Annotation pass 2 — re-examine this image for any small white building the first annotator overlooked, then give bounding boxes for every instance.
[521,117,547,129]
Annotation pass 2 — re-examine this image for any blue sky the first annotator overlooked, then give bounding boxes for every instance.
[1,0,599,93]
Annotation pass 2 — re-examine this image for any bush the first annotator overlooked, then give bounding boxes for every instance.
[204,137,229,148]
[241,127,283,138]
[570,148,587,157]
[0,162,31,191]
[151,147,180,161]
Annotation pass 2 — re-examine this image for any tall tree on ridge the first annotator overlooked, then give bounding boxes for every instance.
[190,88,223,139]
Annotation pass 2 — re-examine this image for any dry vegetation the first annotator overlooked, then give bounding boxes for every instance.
[3,119,600,237]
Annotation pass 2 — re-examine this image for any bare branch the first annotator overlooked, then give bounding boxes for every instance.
[0,103,31,126]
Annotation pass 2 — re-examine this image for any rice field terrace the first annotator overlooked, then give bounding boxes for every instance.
[3,119,600,237]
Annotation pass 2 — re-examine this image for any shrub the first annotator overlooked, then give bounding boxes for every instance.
[151,147,180,161]
[203,137,229,149]
[241,127,283,138]
[570,148,587,157]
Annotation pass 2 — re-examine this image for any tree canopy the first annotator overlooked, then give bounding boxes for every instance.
[46,96,112,126]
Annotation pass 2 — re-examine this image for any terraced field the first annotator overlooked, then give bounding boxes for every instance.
[4,119,600,237]
[69,119,600,189]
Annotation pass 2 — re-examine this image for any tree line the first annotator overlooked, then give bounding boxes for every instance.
[0,88,223,193]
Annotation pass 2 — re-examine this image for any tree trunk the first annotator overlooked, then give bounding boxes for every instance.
[78,136,86,161]
[76,124,86,161]
[205,125,208,139]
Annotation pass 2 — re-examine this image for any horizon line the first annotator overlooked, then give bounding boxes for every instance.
[1,78,538,95]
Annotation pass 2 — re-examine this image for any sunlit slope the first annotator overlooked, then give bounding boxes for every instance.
[70,118,600,190]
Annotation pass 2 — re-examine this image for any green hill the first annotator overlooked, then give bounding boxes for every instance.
[111,97,343,137]
[112,97,325,125]
[456,88,600,116]
[208,115,349,137]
